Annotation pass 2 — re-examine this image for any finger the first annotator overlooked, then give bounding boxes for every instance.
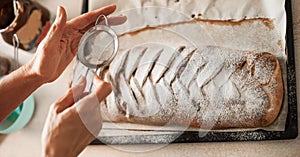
[79,15,127,34]
[69,76,111,136]
[70,93,103,138]
[76,77,112,119]
[54,77,86,113]
[99,15,127,26]
[93,76,112,101]
[72,76,88,102]
[45,6,67,43]
[67,4,116,30]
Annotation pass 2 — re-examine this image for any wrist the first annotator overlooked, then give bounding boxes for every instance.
[23,61,49,84]
[42,138,74,157]
[42,145,73,157]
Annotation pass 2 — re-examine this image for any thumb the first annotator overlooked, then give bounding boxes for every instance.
[53,77,86,113]
[45,6,67,41]
[93,76,112,101]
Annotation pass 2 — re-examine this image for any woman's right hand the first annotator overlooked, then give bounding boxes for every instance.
[42,76,112,157]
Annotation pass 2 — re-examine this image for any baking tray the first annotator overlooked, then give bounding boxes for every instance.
[91,0,298,145]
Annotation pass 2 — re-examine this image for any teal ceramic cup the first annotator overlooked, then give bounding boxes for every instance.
[0,94,35,134]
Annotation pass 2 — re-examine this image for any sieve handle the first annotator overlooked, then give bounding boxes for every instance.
[12,34,19,70]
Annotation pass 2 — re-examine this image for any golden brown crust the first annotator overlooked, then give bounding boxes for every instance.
[260,53,284,127]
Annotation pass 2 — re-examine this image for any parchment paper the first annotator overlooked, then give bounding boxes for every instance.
[88,0,288,137]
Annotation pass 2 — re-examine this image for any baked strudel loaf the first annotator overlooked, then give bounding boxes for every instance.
[101,45,283,129]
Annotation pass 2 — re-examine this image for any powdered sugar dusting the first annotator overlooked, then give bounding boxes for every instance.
[253,54,276,85]
[103,45,281,129]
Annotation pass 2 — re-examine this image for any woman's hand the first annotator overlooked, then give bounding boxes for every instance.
[0,4,125,122]
[42,76,112,157]
[28,5,126,83]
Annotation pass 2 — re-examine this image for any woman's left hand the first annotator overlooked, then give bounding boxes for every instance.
[28,5,126,83]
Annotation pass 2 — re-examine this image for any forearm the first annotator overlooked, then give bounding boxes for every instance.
[0,62,45,121]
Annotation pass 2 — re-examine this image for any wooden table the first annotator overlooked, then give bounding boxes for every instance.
[0,0,299,156]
